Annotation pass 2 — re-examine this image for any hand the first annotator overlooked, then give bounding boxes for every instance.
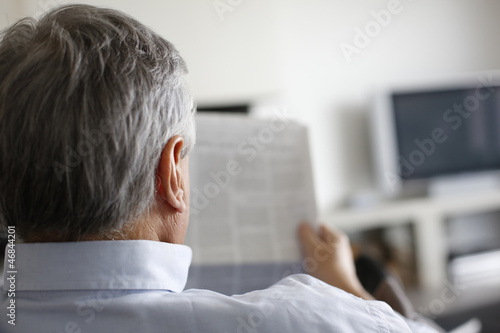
[298,222,374,300]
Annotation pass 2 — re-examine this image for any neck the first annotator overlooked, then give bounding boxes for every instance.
[24,208,186,244]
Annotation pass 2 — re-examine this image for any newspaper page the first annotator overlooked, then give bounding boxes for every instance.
[185,112,317,264]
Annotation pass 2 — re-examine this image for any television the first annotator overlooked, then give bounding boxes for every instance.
[371,71,500,197]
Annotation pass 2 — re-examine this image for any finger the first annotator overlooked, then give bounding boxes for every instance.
[351,244,361,259]
[298,222,321,254]
[318,224,345,245]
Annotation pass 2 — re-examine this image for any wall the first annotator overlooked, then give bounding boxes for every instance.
[0,0,21,30]
[18,0,284,103]
[8,0,500,212]
[268,0,500,210]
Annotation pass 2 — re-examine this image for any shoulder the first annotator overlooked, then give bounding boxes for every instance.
[179,274,414,332]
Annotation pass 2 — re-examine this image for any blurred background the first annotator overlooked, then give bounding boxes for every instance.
[2,1,500,331]
[3,0,500,210]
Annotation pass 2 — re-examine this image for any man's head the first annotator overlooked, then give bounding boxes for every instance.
[0,5,195,243]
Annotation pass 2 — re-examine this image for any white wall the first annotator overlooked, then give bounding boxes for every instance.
[9,0,500,212]
[0,0,21,30]
[18,0,285,103]
[271,0,500,210]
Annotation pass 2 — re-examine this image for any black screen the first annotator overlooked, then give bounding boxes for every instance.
[392,86,500,180]
[197,104,249,114]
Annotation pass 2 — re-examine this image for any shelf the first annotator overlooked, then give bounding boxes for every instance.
[321,189,500,230]
[320,189,500,291]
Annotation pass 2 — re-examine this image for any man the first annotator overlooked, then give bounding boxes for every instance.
[0,5,440,332]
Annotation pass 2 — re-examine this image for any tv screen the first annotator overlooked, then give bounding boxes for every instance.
[392,86,500,180]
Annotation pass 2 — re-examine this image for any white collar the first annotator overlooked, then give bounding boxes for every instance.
[3,240,192,293]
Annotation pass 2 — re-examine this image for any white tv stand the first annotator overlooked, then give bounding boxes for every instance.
[321,189,500,291]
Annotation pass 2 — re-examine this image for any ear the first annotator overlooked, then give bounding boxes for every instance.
[157,135,187,213]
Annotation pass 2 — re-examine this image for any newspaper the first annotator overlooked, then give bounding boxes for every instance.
[185,112,317,267]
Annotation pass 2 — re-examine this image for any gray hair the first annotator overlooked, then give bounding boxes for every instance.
[0,5,196,241]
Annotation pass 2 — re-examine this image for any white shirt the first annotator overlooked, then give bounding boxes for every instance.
[0,240,438,332]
